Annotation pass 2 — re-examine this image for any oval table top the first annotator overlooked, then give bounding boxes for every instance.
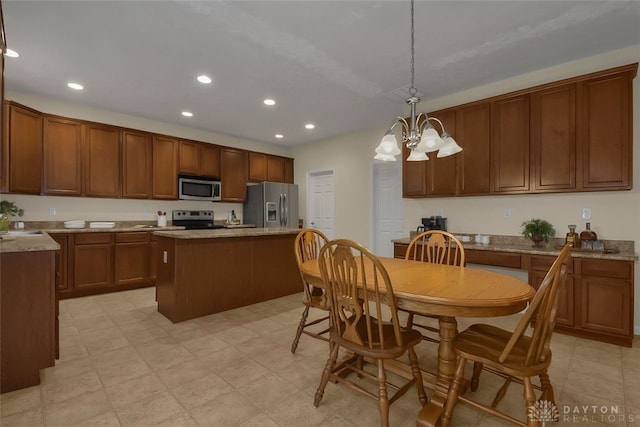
[300,257,535,317]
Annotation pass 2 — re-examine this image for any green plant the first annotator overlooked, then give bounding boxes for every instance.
[521,218,555,243]
[0,200,24,218]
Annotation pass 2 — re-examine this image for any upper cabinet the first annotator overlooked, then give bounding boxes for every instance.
[249,152,293,184]
[43,116,83,196]
[178,140,221,178]
[284,158,294,184]
[401,63,637,198]
[122,129,152,199]
[220,148,248,202]
[83,123,120,198]
[3,102,42,194]
[248,152,267,182]
[152,136,178,200]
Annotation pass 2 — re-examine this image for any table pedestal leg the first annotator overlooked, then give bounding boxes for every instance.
[417,316,458,427]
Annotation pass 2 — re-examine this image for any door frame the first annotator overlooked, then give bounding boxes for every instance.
[370,160,403,256]
[306,169,335,239]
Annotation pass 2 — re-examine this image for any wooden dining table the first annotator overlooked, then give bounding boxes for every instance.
[299,256,535,427]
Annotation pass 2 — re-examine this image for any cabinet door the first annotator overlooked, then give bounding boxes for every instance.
[114,232,150,286]
[248,152,267,182]
[492,95,530,193]
[122,130,152,198]
[152,136,178,199]
[221,148,248,201]
[402,144,428,197]
[529,269,574,327]
[74,233,113,289]
[426,109,457,196]
[6,103,42,194]
[457,103,491,195]
[284,158,294,184]
[84,123,120,197]
[178,140,200,175]
[579,276,631,336]
[43,116,83,195]
[580,71,632,189]
[200,144,220,178]
[51,234,69,292]
[267,156,285,183]
[531,84,576,191]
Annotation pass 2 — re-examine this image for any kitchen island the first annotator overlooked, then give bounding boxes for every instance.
[0,233,59,393]
[154,227,302,322]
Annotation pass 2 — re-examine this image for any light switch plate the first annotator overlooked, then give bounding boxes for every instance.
[582,207,592,220]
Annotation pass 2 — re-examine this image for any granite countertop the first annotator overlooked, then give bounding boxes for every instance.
[154,227,301,239]
[0,233,60,254]
[392,234,638,262]
[18,221,184,234]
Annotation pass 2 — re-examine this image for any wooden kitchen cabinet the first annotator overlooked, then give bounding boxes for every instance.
[200,143,220,178]
[43,116,83,195]
[456,102,491,195]
[531,83,577,192]
[152,135,178,199]
[122,129,152,198]
[579,69,633,190]
[267,155,286,182]
[73,233,114,290]
[529,255,574,327]
[220,147,248,201]
[402,144,428,197]
[426,109,457,196]
[284,158,294,184]
[84,123,121,197]
[4,102,42,194]
[179,140,221,178]
[115,232,150,286]
[491,94,530,193]
[50,234,69,291]
[248,152,267,182]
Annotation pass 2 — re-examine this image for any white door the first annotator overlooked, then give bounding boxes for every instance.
[372,161,403,256]
[307,171,335,239]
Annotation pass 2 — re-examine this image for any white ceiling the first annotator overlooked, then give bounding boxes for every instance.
[3,1,640,147]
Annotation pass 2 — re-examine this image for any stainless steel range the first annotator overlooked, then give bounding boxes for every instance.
[171,210,224,230]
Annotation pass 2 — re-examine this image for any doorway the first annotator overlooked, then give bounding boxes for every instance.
[371,161,403,256]
[307,170,335,239]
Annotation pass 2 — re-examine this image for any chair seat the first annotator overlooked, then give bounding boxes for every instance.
[454,324,552,375]
[331,316,423,360]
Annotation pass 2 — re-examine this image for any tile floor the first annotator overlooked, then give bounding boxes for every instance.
[0,287,638,427]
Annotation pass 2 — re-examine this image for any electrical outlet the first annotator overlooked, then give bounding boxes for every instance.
[49,208,56,216]
[503,208,512,218]
[582,207,592,220]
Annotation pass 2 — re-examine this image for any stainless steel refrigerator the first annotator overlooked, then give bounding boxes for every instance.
[243,182,298,228]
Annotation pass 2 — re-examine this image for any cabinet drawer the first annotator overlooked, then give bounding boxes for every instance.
[74,233,113,245]
[577,259,632,280]
[530,255,574,273]
[116,232,149,243]
[466,250,521,269]
[393,243,409,259]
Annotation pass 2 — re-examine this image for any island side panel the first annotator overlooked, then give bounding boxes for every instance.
[1,250,56,393]
[156,233,301,322]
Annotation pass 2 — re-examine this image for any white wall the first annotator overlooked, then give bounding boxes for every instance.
[3,91,294,223]
[292,45,640,332]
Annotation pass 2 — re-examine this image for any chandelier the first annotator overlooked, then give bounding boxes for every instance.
[374,0,462,162]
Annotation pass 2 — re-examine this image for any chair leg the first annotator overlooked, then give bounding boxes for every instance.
[524,377,541,427]
[441,356,467,427]
[377,359,390,427]
[470,361,483,392]
[408,346,428,405]
[538,372,555,406]
[313,341,339,408]
[291,305,310,354]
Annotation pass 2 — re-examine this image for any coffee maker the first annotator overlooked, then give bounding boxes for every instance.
[417,216,447,232]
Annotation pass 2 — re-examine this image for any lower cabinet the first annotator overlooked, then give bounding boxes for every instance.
[393,242,634,347]
[58,231,155,299]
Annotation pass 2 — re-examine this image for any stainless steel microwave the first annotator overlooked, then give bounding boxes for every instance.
[178,175,221,201]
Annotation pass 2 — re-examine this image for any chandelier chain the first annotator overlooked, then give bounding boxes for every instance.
[409,0,416,97]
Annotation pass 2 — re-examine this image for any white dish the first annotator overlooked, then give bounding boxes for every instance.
[89,222,116,229]
[458,235,472,243]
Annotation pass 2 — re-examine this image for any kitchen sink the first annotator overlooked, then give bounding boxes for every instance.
[5,230,44,236]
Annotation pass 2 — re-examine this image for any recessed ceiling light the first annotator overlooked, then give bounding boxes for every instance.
[197,75,212,84]
[67,82,84,90]
[263,99,276,106]
[4,48,19,58]
[181,111,194,117]
[305,123,315,130]
[275,134,283,139]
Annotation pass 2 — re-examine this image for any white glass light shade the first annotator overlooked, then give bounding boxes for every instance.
[436,136,463,158]
[375,132,401,156]
[407,150,428,161]
[420,126,445,152]
[374,153,397,161]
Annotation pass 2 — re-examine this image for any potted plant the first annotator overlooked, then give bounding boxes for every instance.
[0,200,24,232]
[521,218,555,248]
